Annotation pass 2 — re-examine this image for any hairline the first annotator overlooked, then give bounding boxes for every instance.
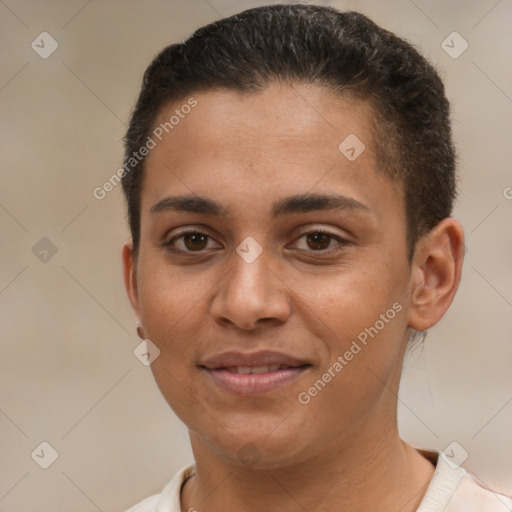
[129,81,416,264]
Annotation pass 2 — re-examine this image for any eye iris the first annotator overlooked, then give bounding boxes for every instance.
[307,232,331,250]
[184,233,208,251]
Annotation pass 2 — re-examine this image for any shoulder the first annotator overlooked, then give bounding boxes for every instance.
[416,448,512,512]
[124,494,159,512]
[123,464,196,512]
[446,472,512,512]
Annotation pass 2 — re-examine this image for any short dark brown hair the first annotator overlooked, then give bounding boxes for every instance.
[122,4,457,262]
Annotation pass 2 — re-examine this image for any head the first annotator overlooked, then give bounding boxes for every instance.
[121,5,464,469]
[122,5,457,263]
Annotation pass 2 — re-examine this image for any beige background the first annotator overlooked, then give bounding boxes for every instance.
[0,0,511,510]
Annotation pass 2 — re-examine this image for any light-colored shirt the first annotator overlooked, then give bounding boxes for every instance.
[125,449,512,511]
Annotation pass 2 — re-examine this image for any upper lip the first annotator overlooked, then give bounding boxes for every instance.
[200,350,311,370]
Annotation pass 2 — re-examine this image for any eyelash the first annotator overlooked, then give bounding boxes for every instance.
[163,228,350,255]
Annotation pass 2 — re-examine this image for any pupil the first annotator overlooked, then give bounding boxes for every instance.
[307,232,330,250]
[185,233,207,250]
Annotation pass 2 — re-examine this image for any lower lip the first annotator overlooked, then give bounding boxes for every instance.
[203,366,309,396]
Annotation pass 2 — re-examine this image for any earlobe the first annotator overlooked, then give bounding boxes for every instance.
[407,218,465,331]
[121,240,142,326]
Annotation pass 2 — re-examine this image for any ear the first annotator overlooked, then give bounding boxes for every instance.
[407,218,465,331]
[122,240,142,326]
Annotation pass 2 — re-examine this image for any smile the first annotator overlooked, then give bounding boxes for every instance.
[223,364,296,374]
[202,364,311,395]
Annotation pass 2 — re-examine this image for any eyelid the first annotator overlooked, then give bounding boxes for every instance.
[290,227,350,253]
[164,225,351,255]
[294,225,349,240]
[164,227,221,250]
[163,224,217,240]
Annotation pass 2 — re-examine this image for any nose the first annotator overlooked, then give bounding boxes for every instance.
[210,246,291,331]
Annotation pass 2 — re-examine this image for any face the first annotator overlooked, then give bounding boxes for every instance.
[124,82,418,469]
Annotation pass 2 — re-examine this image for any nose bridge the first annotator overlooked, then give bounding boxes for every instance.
[232,240,270,295]
[211,237,290,329]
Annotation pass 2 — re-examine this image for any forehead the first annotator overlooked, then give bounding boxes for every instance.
[141,82,402,219]
[152,82,375,157]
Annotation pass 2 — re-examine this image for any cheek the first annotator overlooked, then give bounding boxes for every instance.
[291,261,406,340]
[138,258,204,325]
[293,291,407,435]
[137,267,209,417]
[137,264,205,363]
[292,264,409,404]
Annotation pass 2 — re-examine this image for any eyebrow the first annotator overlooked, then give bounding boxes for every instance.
[150,192,371,218]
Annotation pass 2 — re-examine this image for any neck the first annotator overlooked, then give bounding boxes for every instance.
[181,419,435,512]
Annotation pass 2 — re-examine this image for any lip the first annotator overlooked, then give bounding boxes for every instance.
[204,367,310,396]
[199,350,312,396]
[201,350,310,369]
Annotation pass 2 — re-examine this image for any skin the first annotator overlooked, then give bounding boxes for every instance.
[122,82,465,512]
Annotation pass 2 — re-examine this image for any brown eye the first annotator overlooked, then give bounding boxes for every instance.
[182,233,209,251]
[165,231,217,253]
[305,232,332,250]
[293,229,349,254]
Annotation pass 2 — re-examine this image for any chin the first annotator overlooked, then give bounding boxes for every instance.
[191,415,317,470]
